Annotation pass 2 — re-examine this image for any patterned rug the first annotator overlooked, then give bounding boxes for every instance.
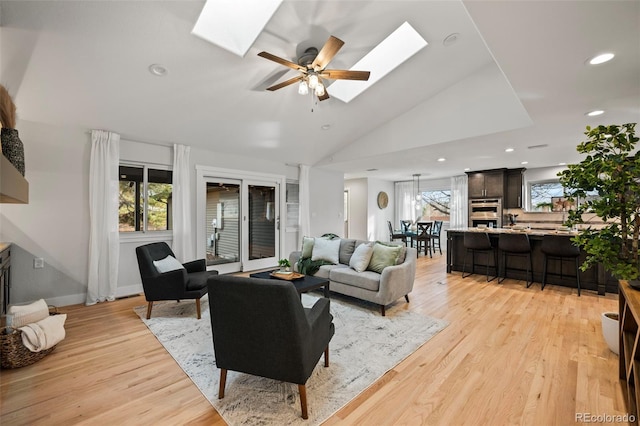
[134,293,448,425]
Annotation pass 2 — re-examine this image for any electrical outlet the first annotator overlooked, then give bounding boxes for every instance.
[34,257,44,269]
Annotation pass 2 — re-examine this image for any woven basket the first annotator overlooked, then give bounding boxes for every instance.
[0,310,59,369]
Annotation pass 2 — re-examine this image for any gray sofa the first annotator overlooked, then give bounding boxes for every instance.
[290,238,417,315]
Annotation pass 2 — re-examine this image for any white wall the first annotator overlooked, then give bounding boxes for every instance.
[0,120,344,306]
[344,178,396,242]
[344,178,367,240]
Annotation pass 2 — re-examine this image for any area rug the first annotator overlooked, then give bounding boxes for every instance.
[134,294,448,425]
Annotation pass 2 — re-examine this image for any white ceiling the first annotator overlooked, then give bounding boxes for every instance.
[1,1,639,182]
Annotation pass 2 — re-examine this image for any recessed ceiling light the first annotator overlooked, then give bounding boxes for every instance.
[321,124,331,130]
[558,162,566,166]
[586,110,605,116]
[464,168,471,171]
[148,64,168,76]
[437,157,446,162]
[588,53,615,65]
[505,148,515,153]
[521,161,528,165]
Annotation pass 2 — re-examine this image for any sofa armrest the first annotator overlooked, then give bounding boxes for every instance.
[377,247,417,301]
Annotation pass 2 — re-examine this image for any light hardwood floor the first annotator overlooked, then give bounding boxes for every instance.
[0,254,626,425]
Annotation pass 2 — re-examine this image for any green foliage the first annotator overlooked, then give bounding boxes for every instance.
[558,123,640,280]
[278,258,291,267]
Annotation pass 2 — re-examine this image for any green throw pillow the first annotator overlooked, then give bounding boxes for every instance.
[367,242,403,273]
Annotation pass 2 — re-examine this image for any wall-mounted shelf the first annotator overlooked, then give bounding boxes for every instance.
[0,155,29,204]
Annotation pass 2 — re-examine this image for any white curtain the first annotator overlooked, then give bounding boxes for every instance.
[394,180,415,226]
[172,144,194,262]
[299,164,311,237]
[450,175,469,229]
[87,130,120,305]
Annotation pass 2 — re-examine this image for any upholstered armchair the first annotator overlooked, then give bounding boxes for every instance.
[135,242,218,319]
[207,275,335,419]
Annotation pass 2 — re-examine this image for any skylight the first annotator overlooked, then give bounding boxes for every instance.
[191,0,283,57]
[328,22,428,103]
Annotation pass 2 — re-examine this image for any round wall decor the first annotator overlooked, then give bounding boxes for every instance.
[377,191,389,209]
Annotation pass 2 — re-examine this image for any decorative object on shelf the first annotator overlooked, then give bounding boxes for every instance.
[277,258,291,273]
[559,123,639,285]
[600,312,619,355]
[0,85,25,176]
[377,191,388,209]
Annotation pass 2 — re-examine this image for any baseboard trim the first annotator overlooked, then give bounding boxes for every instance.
[46,284,143,308]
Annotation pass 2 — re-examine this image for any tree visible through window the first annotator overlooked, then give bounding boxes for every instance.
[119,165,172,232]
[420,190,450,221]
[530,181,564,211]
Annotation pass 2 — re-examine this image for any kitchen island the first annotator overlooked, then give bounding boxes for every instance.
[446,228,618,295]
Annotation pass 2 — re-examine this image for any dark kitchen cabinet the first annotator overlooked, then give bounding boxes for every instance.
[466,170,505,198]
[505,168,525,208]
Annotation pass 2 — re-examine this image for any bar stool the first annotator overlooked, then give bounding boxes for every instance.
[498,233,533,287]
[541,235,581,296]
[462,232,497,282]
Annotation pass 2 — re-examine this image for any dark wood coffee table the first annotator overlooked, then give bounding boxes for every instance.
[249,270,330,298]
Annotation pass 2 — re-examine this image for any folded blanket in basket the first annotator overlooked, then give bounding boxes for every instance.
[9,298,50,328]
[19,314,67,352]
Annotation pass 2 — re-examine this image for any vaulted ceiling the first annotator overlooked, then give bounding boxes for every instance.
[1,1,639,182]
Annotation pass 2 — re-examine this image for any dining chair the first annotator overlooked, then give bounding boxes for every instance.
[415,221,433,257]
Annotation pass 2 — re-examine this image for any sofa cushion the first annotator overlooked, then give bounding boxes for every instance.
[349,242,374,272]
[376,241,407,264]
[301,236,315,259]
[315,263,349,279]
[339,239,357,264]
[330,267,381,292]
[312,237,341,264]
[367,242,403,273]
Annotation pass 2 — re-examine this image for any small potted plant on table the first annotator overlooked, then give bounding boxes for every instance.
[278,258,292,274]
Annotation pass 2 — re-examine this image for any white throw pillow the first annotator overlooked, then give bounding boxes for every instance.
[349,242,374,273]
[153,255,185,273]
[311,238,340,264]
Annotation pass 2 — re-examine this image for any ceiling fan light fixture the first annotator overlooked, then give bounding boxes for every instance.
[298,80,309,95]
[315,83,325,97]
[308,73,319,90]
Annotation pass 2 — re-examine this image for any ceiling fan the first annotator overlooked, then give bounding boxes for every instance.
[257,35,370,101]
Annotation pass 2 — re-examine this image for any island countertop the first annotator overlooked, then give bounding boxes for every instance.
[445,228,616,295]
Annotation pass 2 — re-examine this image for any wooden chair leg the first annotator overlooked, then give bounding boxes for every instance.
[405,294,410,303]
[218,369,227,399]
[196,298,202,319]
[324,346,330,367]
[298,384,308,419]
[381,304,386,316]
[146,301,153,319]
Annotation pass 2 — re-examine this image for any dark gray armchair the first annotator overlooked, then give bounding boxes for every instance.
[207,275,335,419]
[135,242,218,319]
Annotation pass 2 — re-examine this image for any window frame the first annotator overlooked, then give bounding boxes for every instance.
[527,179,565,212]
[119,162,173,237]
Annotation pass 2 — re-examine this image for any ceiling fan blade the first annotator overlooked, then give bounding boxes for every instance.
[258,51,306,72]
[318,91,330,101]
[319,69,370,81]
[265,75,303,91]
[311,35,344,71]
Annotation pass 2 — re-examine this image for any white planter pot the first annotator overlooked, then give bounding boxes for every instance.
[601,312,619,355]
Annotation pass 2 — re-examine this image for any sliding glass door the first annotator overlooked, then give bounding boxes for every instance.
[199,172,280,274]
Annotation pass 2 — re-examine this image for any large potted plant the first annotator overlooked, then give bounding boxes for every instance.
[559,123,639,354]
[558,123,639,284]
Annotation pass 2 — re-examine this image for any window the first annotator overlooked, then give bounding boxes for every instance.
[119,165,173,232]
[529,181,564,211]
[419,190,450,222]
